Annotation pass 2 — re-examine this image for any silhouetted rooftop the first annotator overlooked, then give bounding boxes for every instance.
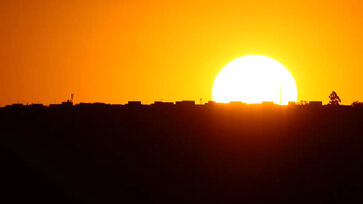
[1,100,362,112]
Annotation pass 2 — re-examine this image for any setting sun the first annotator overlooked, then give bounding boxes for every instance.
[212,55,297,105]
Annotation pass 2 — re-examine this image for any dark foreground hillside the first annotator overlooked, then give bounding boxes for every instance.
[1,103,362,203]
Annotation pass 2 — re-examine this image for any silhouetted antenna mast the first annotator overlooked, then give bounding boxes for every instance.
[71,93,74,104]
[200,98,202,104]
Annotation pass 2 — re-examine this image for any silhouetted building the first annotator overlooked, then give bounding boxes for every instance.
[77,103,94,109]
[5,104,24,110]
[111,104,123,108]
[28,104,46,111]
[175,100,195,106]
[153,101,173,105]
[126,101,145,110]
[309,101,322,107]
[288,101,296,106]
[153,101,174,108]
[262,101,275,106]
[128,101,142,106]
[229,101,244,105]
[49,101,73,110]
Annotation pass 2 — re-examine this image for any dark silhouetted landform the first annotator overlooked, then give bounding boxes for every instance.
[1,100,363,203]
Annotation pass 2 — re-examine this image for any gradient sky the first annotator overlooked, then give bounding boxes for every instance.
[1,0,362,105]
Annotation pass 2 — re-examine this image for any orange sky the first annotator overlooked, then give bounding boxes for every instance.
[0,0,362,105]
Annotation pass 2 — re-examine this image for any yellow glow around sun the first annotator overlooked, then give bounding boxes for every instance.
[212,55,297,105]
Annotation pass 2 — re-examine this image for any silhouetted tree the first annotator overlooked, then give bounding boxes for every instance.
[328,91,341,105]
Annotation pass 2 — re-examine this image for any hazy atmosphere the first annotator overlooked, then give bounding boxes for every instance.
[1,0,362,105]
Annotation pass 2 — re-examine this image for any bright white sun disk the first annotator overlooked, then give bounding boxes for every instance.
[212,55,297,105]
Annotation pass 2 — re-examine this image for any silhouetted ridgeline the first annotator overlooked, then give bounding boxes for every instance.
[1,101,363,203]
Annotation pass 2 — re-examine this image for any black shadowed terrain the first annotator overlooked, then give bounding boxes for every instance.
[1,102,362,203]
